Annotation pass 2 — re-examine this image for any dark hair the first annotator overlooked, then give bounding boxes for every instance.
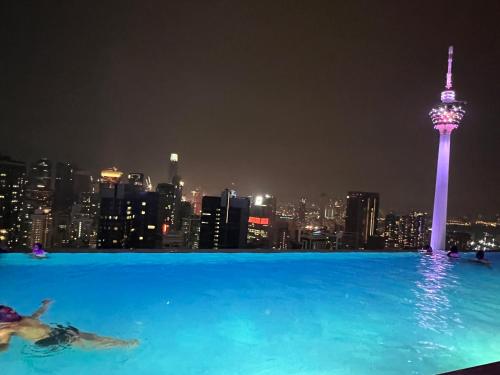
[0,305,22,322]
[450,245,458,253]
[476,250,485,260]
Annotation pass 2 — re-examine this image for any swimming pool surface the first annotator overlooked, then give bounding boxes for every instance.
[1,252,499,374]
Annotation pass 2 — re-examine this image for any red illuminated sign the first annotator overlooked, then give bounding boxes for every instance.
[248,217,269,225]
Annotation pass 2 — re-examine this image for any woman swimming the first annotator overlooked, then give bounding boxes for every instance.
[0,300,138,352]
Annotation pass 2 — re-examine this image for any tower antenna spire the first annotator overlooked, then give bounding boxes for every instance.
[445,46,453,90]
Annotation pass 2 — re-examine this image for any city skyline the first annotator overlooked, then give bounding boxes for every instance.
[1,153,497,219]
[2,2,500,216]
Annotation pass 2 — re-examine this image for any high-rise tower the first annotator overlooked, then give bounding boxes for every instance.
[429,46,466,250]
[168,153,179,184]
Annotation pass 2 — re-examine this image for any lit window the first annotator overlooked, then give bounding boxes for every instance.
[147,225,155,229]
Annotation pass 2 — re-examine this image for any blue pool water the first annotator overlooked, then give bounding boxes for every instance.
[1,252,499,375]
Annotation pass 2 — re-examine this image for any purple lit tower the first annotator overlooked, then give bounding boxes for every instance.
[429,46,466,250]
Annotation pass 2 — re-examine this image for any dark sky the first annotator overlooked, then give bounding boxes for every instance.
[2,1,499,216]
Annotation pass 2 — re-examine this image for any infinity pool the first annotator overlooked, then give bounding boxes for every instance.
[1,252,499,374]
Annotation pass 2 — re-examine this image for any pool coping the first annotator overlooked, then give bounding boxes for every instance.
[2,249,498,254]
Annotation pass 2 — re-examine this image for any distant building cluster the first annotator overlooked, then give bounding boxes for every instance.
[1,153,498,251]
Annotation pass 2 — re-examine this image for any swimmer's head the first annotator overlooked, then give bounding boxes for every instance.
[476,250,485,260]
[0,305,22,322]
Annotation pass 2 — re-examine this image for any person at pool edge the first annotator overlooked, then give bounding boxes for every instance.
[447,245,460,258]
[0,300,138,352]
[424,244,432,255]
[31,242,47,258]
[473,249,491,265]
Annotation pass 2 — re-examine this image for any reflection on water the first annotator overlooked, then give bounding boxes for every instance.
[414,253,461,333]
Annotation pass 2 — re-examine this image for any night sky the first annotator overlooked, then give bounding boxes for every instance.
[2,1,499,216]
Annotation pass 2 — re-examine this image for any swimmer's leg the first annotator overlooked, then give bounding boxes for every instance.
[73,331,138,349]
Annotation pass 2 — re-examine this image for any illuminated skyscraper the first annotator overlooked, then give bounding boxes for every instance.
[190,188,203,216]
[168,153,179,184]
[429,46,466,250]
[0,155,28,248]
[199,189,249,249]
[30,208,52,248]
[344,191,379,249]
[383,211,430,249]
[247,194,276,248]
[298,197,306,223]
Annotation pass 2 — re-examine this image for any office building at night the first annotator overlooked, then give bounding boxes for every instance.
[199,189,250,249]
[298,197,306,223]
[124,191,161,248]
[0,155,28,249]
[30,208,53,248]
[182,215,200,249]
[247,194,276,248]
[383,211,430,249]
[97,168,162,249]
[97,181,127,248]
[53,162,74,213]
[344,191,379,249]
[190,188,203,216]
[168,153,179,184]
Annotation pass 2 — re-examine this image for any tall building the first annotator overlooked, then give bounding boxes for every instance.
[383,211,430,249]
[344,191,379,249]
[69,175,98,248]
[182,215,200,249]
[128,173,146,191]
[24,158,53,211]
[168,153,179,184]
[274,218,291,250]
[0,156,28,249]
[29,158,52,191]
[157,183,178,234]
[247,194,276,248]
[429,46,466,250]
[97,168,126,248]
[73,169,93,198]
[24,159,54,248]
[124,191,161,248]
[53,162,74,212]
[97,168,162,249]
[52,162,75,248]
[30,208,52,248]
[70,199,96,248]
[199,189,250,249]
[190,188,203,216]
[298,197,306,223]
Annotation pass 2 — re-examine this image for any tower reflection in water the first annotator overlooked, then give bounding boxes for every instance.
[414,254,462,334]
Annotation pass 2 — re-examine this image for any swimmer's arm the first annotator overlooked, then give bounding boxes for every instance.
[30,299,53,319]
[0,329,12,353]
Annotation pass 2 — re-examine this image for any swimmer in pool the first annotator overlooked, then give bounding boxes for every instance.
[31,243,47,258]
[471,249,491,266]
[0,300,138,352]
[447,245,460,258]
[420,244,433,255]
